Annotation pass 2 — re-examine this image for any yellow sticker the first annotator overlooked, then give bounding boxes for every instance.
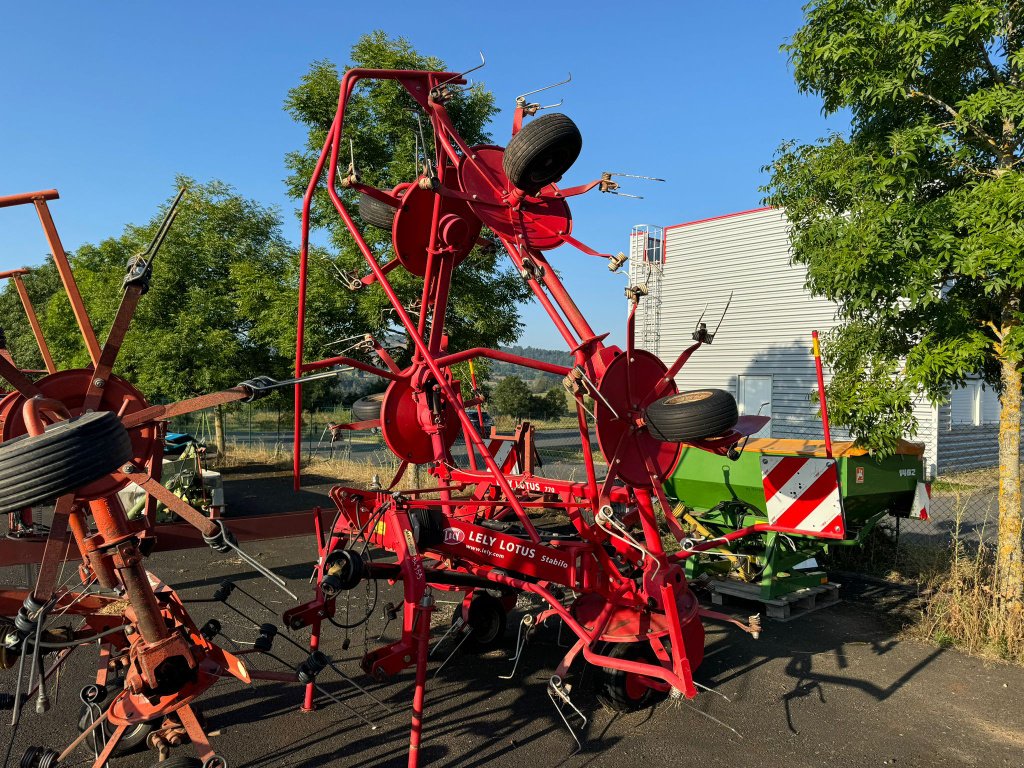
[375,521,387,537]
[404,529,418,556]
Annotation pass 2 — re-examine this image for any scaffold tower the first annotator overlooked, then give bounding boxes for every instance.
[628,224,664,356]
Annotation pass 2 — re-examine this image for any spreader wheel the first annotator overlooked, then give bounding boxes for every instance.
[503,113,582,195]
[453,592,507,652]
[0,411,132,514]
[77,682,154,756]
[350,392,385,422]
[644,389,739,443]
[596,642,669,713]
[358,193,399,230]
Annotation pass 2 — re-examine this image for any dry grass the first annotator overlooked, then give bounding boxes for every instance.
[217,443,422,491]
[908,495,1024,664]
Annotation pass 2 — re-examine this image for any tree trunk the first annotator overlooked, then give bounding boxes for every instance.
[214,405,227,458]
[996,354,1023,602]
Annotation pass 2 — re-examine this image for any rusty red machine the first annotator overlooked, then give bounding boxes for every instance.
[0,64,844,768]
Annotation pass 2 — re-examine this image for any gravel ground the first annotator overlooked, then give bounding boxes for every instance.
[3,471,1023,768]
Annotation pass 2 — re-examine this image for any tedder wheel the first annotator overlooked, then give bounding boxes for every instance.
[644,389,738,443]
[358,193,399,230]
[147,757,202,768]
[595,642,669,713]
[0,411,133,515]
[453,592,507,652]
[77,682,154,756]
[350,392,386,422]
[503,113,583,195]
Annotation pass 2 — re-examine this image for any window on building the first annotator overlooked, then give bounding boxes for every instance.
[737,375,772,437]
[950,379,1001,426]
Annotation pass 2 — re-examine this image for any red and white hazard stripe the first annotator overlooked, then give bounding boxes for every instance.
[761,455,846,539]
[911,481,931,520]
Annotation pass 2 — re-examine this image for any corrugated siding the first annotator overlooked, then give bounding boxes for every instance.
[935,402,1002,473]
[642,208,946,476]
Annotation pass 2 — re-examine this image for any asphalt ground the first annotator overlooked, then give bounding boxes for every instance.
[3,473,1023,768]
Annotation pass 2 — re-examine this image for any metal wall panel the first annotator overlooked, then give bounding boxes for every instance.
[639,207,946,476]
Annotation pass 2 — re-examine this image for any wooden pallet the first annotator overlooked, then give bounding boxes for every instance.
[708,580,841,621]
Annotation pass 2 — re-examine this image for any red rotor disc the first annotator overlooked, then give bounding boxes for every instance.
[392,178,482,276]
[458,146,572,251]
[593,349,680,488]
[0,369,158,499]
[380,376,461,465]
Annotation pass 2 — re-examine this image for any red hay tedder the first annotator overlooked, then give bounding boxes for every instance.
[0,64,844,768]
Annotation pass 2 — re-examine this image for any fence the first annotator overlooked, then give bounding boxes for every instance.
[171,400,1007,553]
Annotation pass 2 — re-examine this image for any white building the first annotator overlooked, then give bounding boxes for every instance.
[630,207,1001,478]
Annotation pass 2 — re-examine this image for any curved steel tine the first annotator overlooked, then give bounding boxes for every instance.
[710,290,734,340]
[435,51,486,91]
[517,72,572,102]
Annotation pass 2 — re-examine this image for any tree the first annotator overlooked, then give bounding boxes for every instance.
[541,386,567,419]
[282,32,531,370]
[763,2,1023,604]
[0,178,297,453]
[492,376,534,418]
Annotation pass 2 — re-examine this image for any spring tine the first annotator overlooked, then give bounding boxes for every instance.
[312,680,378,730]
[432,627,472,679]
[693,680,731,703]
[498,615,533,680]
[605,172,666,182]
[546,676,585,756]
[430,616,464,657]
[678,696,743,739]
[218,526,297,600]
[517,72,572,101]
[711,291,734,340]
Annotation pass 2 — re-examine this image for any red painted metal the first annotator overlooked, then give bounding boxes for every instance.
[812,329,834,458]
[0,70,844,768]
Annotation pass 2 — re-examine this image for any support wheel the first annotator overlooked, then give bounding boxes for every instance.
[503,113,582,195]
[358,193,399,230]
[644,389,738,442]
[148,757,203,768]
[595,642,669,713]
[350,392,385,422]
[0,411,133,514]
[453,592,507,652]
[77,682,154,756]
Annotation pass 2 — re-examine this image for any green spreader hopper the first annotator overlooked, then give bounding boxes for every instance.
[665,438,931,601]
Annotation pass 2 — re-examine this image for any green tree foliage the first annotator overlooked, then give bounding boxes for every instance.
[492,376,534,418]
[541,386,567,419]
[0,260,63,371]
[282,32,531,367]
[0,179,296,401]
[763,1,1023,601]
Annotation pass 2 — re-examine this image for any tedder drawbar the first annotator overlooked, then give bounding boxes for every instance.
[1,62,852,768]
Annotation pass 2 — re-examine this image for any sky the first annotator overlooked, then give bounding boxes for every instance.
[0,1,846,350]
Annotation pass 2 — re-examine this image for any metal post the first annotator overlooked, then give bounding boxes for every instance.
[811,330,833,458]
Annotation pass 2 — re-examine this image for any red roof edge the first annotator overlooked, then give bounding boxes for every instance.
[663,206,775,234]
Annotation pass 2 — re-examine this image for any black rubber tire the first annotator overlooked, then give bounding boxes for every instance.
[0,411,133,514]
[503,113,583,195]
[359,193,399,230]
[350,392,385,422]
[453,592,507,652]
[77,682,154,756]
[644,389,739,442]
[147,757,202,768]
[595,642,669,713]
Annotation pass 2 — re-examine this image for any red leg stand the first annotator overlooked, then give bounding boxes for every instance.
[408,595,434,768]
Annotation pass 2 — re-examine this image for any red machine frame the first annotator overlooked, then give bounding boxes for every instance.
[0,65,840,768]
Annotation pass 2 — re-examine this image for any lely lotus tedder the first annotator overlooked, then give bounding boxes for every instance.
[1,62,851,768]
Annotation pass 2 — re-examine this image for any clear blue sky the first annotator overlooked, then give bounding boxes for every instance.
[0,1,844,349]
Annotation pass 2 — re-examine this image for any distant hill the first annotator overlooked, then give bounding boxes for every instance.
[491,345,571,388]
